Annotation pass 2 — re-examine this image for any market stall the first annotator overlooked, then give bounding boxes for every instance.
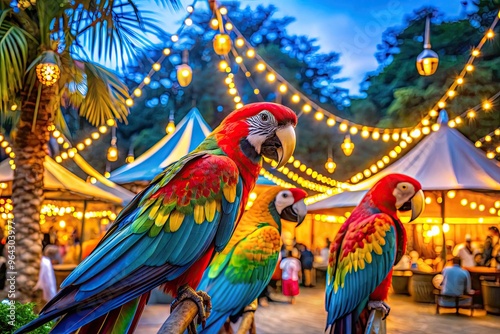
[307,112,500,256]
[0,156,123,265]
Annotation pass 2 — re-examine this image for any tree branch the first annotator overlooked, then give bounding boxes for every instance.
[157,300,198,334]
[236,300,258,334]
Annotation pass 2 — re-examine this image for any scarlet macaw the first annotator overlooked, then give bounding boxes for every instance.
[197,186,308,334]
[17,102,297,334]
[325,174,424,334]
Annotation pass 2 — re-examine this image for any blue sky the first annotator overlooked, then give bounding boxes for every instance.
[152,0,473,94]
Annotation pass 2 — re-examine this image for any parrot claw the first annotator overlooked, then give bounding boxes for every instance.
[367,300,391,320]
[171,285,212,334]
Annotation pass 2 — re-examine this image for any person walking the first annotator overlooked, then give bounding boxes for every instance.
[298,244,314,287]
[280,250,301,304]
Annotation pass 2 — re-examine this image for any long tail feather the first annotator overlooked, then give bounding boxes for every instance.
[76,292,150,334]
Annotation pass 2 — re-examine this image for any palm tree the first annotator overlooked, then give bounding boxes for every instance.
[0,0,178,302]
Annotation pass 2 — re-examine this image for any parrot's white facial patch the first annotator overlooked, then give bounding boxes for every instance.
[393,182,416,209]
[247,110,277,154]
[274,190,295,214]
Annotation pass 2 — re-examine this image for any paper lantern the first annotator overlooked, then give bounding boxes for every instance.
[213,33,231,55]
[36,51,60,86]
[416,17,439,76]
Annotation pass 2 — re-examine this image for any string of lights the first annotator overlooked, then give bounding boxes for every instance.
[346,91,500,184]
[475,126,500,159]
[0,135,16,170]
[420,12,499,123]
[221,9,499,139]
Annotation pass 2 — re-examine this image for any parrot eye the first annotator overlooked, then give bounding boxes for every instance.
[260,112,270,122]
[282,193,288,198]
[401,185,407,190]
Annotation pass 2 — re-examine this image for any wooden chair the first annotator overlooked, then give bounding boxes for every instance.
[434,289,474,316]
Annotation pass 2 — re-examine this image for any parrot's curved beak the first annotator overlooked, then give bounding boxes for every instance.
[409,189,425,222]
[273,125,296,169]
[280,200,307,226]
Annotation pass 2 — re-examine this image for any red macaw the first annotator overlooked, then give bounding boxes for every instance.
[325,174,424,334]
[17,102,297,334]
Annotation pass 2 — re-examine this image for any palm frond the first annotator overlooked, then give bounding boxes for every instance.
[78,61,130,126]
[68,0,174,68]
[0,9,28,111]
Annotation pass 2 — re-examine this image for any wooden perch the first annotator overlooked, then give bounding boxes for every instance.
[236,300,258,334]
[157,299,198,334]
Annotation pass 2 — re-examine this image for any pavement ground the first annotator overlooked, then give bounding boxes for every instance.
[137,285,500,334]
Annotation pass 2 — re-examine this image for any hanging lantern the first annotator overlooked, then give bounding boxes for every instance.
[107,145,118,162]
[36,51,60,86]
[177,50,193,87]
[166,109,176,134]
[341,135,355,156]
[416,16,439,76]
[213,33,231,55]
[325,157,336,174]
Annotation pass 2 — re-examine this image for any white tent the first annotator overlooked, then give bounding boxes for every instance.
[0,156,122,204]
[308,111,500,222]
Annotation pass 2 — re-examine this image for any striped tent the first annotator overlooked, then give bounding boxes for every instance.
[109,108,212,184]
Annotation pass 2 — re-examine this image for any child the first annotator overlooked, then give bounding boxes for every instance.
[280,249,301,304]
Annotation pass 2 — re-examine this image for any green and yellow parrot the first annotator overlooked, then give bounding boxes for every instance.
[16,102,297,334]
[197,186,307,334]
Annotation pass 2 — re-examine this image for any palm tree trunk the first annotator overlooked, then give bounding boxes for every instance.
[12,83,58,303]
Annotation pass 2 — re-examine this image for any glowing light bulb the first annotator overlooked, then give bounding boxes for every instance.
[483,101,492,110]
[291,94,300,103]
[184,18,192,26]
[246,49,255,58]
[171,35,179,42]
[256,63,266,71]
[302,104,312,113]
[349,127,358,135]
[361,129,370,138]
[219,6,228,15]
[152,63,161,71]
[466,64,474,72]
[125,98,134,107]
[143,76,151,85]
[278,84,287,93]
[471,49,480,57]
[314,111,324,121]
[339,123,348,132]
[432,123,440,132]
[372,131,380,140]
[266,73,276,82]
[235,56,243,64]
[91,132,100,140]
[236,38,244,47]
[438,101,446,109]
[327,118,336,127]
[133,88,142,97]
[486,29,495,38]
[467,110,476,118]
[456,77,464,85]
[447,90,456,97]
